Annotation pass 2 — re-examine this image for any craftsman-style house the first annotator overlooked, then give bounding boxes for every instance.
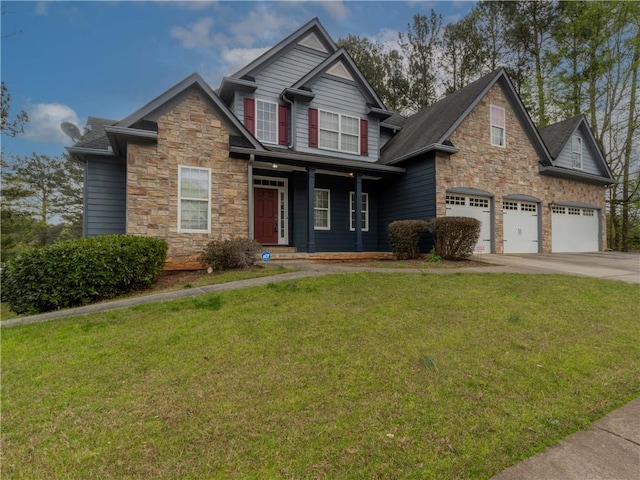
[68,18,614,267]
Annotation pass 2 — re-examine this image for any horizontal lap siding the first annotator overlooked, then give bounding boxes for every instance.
[86,159,126,236]
[297,75,379,162]
[554,126,601,176]
[378,154,436,252]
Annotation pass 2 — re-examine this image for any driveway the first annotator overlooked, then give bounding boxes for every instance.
[481,252,640,283]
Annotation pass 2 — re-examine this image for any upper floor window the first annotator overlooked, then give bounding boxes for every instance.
[314,188,330,230]
[572,136,583,169]
[349,192,369,231]
[178,166,210,232]
[256,99,278,144]
[490,105,505,147]
[319,110,359,154]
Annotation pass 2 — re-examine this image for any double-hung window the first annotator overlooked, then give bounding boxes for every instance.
[319,110,359,154]
[490,105,505,147]
[178,166,211,232]
[572,136,583,169]
[314,189,330,230]
[349,192,369,231]
[256,99,277,144]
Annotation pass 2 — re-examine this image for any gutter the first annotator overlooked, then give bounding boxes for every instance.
[538,165,616,186]
[384,143,459,165]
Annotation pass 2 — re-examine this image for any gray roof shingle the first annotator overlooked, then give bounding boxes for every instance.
[538,115,583,159]
[74,117,117,150]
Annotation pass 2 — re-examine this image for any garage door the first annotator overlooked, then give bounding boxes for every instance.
[503,200,539,253]
[552,206,599,252]
[445,194,491,252]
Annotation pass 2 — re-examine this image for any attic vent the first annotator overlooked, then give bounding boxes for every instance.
[298,32,328,53]
[326,61,354,81]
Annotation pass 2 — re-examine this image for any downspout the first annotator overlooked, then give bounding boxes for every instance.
[248,154,254,240]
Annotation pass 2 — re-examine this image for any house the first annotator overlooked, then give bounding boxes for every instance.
[68,18,615,268]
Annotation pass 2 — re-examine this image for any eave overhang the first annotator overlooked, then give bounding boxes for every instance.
[230,146,406,175]
[383,143,459,165]
[367,106,393,120]
[104,126,158,157]
[218,76,258,104]
[538,165,616,186]
[65,146,117,161]
[282,87,316,102]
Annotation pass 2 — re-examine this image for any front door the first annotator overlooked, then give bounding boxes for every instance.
[254,187,278,244]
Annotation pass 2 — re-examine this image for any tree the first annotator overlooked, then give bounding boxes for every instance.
[399,11,443,110]
[442,12,486,94]
[1,154,83,248]
[1,82,28,137]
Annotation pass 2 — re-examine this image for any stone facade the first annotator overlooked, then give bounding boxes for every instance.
[127,92,249,268]
[436,83,605,253]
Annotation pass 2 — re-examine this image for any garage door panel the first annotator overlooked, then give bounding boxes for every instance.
[552,206,599,252]
[503,201,539,253]
[446,195,491,252]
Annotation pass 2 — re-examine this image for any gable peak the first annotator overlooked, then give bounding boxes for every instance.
[298,32,328,53]
[326,61,353,81]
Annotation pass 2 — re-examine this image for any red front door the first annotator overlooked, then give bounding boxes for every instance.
[254,188,278,244]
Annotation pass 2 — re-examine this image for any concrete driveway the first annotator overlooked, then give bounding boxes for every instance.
[481,252,640,283]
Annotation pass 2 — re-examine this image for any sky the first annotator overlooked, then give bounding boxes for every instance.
[1,0,475,159]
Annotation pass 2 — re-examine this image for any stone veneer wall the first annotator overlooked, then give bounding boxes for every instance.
[437,83,606,253]
[127,92,248,268]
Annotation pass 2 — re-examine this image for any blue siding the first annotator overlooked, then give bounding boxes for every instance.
[554,124,600,175]
[85,158,126,236]
[378,154,437,252]
[290,172,379,252]
[296,75,379,162]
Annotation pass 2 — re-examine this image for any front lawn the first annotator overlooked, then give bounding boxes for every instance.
[2,273,638,479]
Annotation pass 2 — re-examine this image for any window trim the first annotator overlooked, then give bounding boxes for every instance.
[255,98,278,145]
[349,191,369,232]
[318,109,360,155]
[314,188,331,231]
[572,135,583,170]
[178,165,211,233]
[490,105,506,147]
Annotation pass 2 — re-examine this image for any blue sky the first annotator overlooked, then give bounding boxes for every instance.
[1,1,475,158]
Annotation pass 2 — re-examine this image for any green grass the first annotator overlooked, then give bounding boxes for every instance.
[1,302,18,321]
[2,273,638,479]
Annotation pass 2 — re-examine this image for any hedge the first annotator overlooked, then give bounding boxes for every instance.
[200,238,261,271]
[388,220,430,259]
[1,235,168,314]
[432,217,481,259]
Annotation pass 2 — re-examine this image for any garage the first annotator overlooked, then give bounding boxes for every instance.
[445,192,492,252]
[503,199,540,253]
[552,205,600,252]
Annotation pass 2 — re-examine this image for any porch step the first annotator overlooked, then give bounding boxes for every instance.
[257,249,396,261]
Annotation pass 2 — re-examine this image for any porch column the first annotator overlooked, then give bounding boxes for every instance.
[355,173,363,252]
[307,167,316,253]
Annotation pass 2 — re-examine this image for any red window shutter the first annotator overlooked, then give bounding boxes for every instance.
[278,104,288,146]
[244,97,255,135]
[360,119,368,156]
[308,108,318,148]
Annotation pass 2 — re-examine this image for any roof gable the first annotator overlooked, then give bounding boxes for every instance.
[380,68,552,165]
[290,48,387,110]
[115,73,263,151]
[538,115,583,159]
[230,18,337,80]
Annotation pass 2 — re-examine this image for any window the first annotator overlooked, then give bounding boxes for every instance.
[349,192,369,231]
[446,195,466,206]
[319,110,359,154]
[568,207,581,216]
[572,136,583,169]
[256,99,277,144]
[504,201,518,211]
[521,202,537,212]
[178,166,210,232]
[314,189,330,230]
[552,206,566,214]
[490,105,505,147]
[469,197,489,208]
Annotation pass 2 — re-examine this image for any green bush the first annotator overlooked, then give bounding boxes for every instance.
[1,235,168,315]
[432,217,481,260]
[200,238,261,271]
[388,220,429,259]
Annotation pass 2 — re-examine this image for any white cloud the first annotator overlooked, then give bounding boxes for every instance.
[221,47,270,75]
[170,17,216,49]
[159,0,217,11]
[229,6,294,48]
[321,1,348,20]
[35,1,48,15]
[23,103,82,145]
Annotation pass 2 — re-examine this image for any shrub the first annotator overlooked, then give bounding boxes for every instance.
[200,238,261,271]
[1,235,168,315]
[388,219,429,259]
[432,217,481,260]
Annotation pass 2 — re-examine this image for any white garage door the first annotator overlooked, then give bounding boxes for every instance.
[503,200,539,253]
[445,194,491,252]
[552,206,599,252]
